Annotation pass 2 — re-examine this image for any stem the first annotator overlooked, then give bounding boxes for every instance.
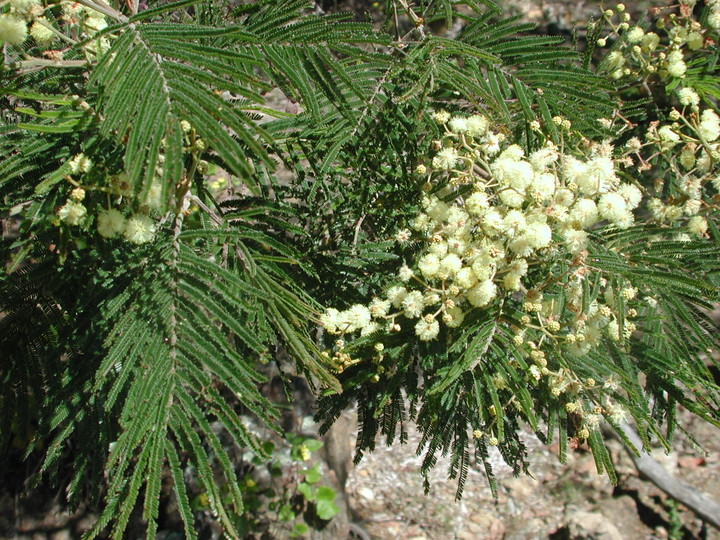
[186,193,224,227]
[36,17,78,45]
[677,113,717,167]
[17,58,89,69]
[63,175,116,194]
[74,0,128,23]
[351,215,365,254]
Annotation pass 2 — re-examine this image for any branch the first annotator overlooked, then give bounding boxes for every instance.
[608,423,720,530]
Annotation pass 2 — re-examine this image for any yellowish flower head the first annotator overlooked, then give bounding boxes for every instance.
[30,17,54,46]
[0,14,28,46]
[123,214,156,244]
[97,209,126,238]
[58,200,87,226]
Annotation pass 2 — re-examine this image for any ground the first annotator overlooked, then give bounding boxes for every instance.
[3,406,718,539]
[345,407,720,539]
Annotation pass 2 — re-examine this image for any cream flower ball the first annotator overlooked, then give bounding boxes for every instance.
[58,200,87,226]
[97,208,126,238]
[0,14,28,46]
[415,318,440,341]
[123,214,156,244]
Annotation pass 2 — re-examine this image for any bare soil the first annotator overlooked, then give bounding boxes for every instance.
[345,407,720,540]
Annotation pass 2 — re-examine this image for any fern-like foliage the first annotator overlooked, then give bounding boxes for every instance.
[85,0,391,202]
[30,205,335,538]
[311,0,720,492]
[391,7,614,136]
[2,0,385,536]
[0,262,68,455]
[269,4,617,309]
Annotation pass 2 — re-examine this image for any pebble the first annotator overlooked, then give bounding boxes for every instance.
[358,486,375,501]
[567,509,623,540]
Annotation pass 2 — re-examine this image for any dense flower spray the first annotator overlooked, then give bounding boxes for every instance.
[322,114,645,338]
[319,86,719,441]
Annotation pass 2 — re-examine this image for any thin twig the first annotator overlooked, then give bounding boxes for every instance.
[17,59,89,69]
[186,193,224,226]
[351,215,365,254]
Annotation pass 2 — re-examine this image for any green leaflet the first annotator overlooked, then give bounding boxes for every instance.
[431,316,498,395]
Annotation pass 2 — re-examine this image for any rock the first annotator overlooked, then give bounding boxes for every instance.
[597,495,652,538]
[465,521,485,533]
[357,487,375,501]
[503,516,550,540]
[72,514,97,535]
[51,530,72,540]
[488,518,507,539]
[469,511,496,526]
[566,509,623,540]
[677,455,706,469]
[502,477,536,501]
[383,521,404,536]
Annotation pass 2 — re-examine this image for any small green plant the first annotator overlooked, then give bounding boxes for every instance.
[184,435,337,537]
[665,498,684,540]
[286,436,339,532]
[250,435,338,538]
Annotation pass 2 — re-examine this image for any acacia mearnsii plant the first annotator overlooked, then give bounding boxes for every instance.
[1,0,719,537]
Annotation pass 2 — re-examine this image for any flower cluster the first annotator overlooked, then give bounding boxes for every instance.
[318,112,664,439]
[638,106,719,239]
[54,121,212,246]
[55,154,159,245]
[590,1,720,239]
[0,0,111,59]
[597,0,717,84]
[319,78,720,444]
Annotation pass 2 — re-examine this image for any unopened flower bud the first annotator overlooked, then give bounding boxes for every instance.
[70,187,85,201]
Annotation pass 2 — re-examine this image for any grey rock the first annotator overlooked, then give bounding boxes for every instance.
[566,509,623,540]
